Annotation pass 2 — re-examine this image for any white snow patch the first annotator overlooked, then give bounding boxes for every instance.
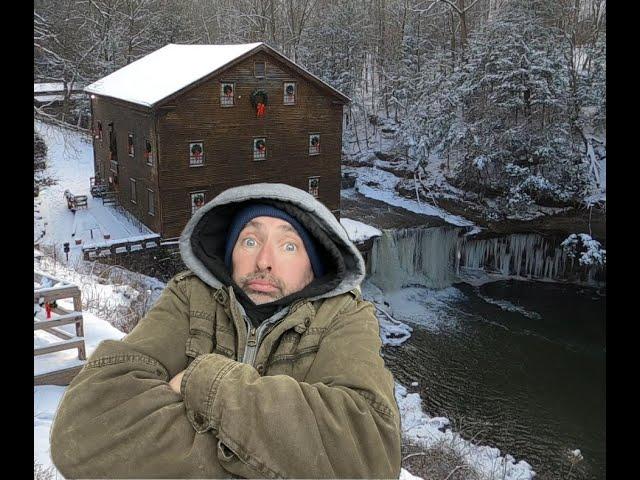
[340,218,382,243]
[399,467,424,480]
[350,166,476,227]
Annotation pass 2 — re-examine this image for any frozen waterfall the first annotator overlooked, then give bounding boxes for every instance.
[367,227,605,291]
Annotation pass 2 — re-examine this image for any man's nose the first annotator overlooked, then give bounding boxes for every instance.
[255,243,273,271]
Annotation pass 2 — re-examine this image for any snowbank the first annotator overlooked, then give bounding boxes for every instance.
[340,217,382,243]
[346,165,476,228]
[396,384,535,480]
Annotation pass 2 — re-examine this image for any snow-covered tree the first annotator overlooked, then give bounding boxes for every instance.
[398,0,599,217]
[561,233,606,267]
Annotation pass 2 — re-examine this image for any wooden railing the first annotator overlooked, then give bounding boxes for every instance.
[34,271,87,385]
[102,191,118,205]
[81,234,161,260]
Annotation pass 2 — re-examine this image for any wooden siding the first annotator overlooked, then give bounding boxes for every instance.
[90,97,161,233]
[156,51,344,238]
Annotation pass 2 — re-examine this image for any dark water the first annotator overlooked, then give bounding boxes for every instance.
[382,280,606,479]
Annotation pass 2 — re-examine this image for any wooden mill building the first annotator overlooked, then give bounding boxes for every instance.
[85,42,350,239]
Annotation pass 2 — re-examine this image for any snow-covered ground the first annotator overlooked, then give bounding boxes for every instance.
[34,120,152,261]
[340,217,382,242]
[345,163,477,228]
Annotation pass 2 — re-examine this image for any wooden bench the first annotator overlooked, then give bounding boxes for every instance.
[74,195,88,208]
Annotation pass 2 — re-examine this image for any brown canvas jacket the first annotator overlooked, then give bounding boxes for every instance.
[50,183,402,479]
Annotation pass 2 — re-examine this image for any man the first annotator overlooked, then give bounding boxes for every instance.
[51,183,401,479]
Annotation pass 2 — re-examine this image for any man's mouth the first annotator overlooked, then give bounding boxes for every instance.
[246,280,279,293]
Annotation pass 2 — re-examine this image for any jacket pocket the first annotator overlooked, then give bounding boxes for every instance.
[185,310,216,363]
[265,323,324,380]
[216,438,280,479]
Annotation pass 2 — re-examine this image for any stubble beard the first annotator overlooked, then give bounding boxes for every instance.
[237,272,287,305]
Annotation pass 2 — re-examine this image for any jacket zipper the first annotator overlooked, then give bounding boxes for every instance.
[240,305,294,366]
[241,318,268,366]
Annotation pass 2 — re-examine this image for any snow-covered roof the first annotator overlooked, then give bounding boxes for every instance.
[34,83,65,93]
[85,43,261,106]
[34,94,65,102]
[34,83,85,94]
[85,43,350,107]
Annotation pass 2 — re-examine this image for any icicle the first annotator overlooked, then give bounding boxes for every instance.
[369,228,604,289]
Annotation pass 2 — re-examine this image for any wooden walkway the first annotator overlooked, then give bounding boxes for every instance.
[34,271,86,386]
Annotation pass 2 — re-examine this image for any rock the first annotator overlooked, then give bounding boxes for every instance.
[341,172,356,189]
[374,151,394,161]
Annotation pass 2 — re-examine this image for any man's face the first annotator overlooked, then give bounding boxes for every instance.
[231,216,315,304]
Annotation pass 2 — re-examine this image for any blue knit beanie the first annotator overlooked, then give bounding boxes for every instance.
[224,203,325,278]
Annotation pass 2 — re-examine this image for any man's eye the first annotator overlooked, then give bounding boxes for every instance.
[284,242,297,252]
[243,238,257,247]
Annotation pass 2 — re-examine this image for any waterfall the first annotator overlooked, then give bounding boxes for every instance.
[460,234,567,279]
[367,227,605,291]
[369,227,462,290]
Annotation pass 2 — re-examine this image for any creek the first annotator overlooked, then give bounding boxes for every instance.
[369,227,606,479]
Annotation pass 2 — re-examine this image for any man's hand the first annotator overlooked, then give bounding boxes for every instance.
[168,370,185,394]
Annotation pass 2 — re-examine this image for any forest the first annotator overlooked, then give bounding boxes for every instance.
[34,0,606,219]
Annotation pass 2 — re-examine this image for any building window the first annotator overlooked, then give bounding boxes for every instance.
[144,138,153,165]
[108,122,117,162]
[130,178,137,204]
[254,61,266,78]
[95,121,103,141]
[283,82,296,105]
[191,192,205,215]
[308,177,320,197]
[128,133,135,157]
[253,138,266,161]
[189,141,204,166]
[220,82,235,107]
[309,134,320,155]
[147,189,155,216]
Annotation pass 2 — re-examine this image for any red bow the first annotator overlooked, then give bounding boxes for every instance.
[257,103,266,117]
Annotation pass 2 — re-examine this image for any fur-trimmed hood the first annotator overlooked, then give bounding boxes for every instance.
[179,183,365,303]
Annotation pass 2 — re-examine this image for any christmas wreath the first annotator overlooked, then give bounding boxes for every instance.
[250,89,268,107]
[286,84,295,95]
[255,139,266,151]
[310,136,319,146]
[251,89,268,117]
[223,84,233,95]
[191,143,203,157]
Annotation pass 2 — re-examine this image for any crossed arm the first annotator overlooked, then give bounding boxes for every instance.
[50,278,401,478]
